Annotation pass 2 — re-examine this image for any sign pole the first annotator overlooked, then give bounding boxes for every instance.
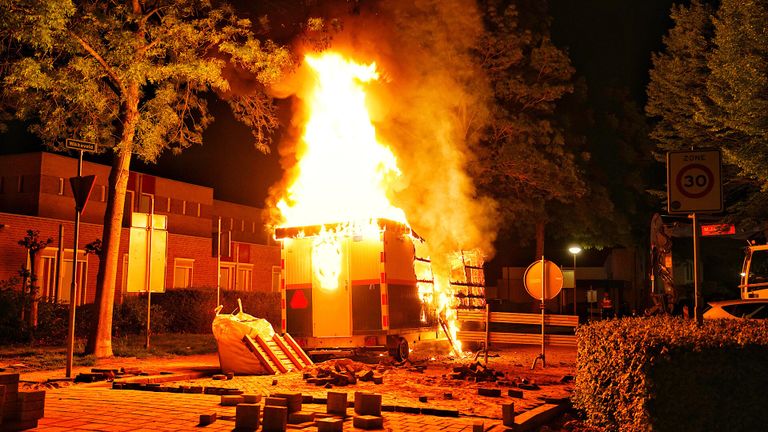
[691,212,702,324]
[65,150,83,378]
[217,216,221,307]
[145,198,154,349]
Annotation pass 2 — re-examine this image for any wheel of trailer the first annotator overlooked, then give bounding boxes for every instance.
[389,337,409,362]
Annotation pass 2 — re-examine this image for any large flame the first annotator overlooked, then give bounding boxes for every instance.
[276,51,466,353]
[276,53,407,227]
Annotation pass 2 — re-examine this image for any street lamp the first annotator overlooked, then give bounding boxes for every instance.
[569,246,582,315]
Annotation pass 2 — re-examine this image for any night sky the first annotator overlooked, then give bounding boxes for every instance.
[1,0,678,266]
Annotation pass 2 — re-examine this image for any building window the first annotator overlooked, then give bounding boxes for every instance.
[236,264,253,291]
[38,247,87,305]
[101,185,107,202]
[138,193,154,213]
[271,266,282,293]
[220,263,235,291]
[252,221,257,233]
[57,178,64,196]
[17,175,24,193]
[174,258,194,288]
[182,200,187,215]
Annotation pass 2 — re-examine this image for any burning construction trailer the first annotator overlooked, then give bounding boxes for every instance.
[275,219,485,360]
[268,51,490,359]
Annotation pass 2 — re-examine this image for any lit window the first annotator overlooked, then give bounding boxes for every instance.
[271,266,282,292]
[174,258,194,288]
[58,178,64,195]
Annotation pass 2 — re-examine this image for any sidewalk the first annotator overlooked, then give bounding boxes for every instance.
[14,346,575,431]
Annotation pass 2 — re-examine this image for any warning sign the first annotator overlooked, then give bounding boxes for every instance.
[667,149,722,214]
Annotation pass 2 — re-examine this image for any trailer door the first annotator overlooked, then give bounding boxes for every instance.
[312,237,351,337]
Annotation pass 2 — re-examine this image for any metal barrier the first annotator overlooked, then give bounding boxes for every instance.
[456,308,579,348]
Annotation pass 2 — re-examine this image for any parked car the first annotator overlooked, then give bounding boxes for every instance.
[703,299,768,320]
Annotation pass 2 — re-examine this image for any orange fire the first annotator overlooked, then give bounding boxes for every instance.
[276,53,407,227]
[275,51,468,353]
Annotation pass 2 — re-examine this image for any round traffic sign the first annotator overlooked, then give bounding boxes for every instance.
[675,163,714,199]
[523,260,564,300]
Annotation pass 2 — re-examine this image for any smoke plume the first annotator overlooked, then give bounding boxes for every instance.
[268,0,499,268]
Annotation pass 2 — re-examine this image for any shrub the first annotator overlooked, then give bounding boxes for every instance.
[573,316,768,432]
[135,288,281,334]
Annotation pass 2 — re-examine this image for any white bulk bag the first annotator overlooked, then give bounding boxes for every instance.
[212,300,276,375]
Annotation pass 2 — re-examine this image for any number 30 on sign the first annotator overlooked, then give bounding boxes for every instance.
[667,149,722,214]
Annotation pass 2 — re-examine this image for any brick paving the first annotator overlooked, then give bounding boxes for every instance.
[38,386,493,431]
[22,346,575,431]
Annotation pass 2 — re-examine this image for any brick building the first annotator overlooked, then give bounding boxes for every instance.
[0,152,280,305]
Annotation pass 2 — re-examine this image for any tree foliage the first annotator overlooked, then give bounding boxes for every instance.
[647,0,768,232]
[474,0,583,254]
[0,0,293,357]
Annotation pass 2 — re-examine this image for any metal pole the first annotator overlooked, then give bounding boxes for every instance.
[217,216,221,307]
[66,150,83,378]
[55,225,63,301]
[484,302,490,366]
[573,254,577,315]
[145,198,154,349]
[540,256,546,368]
[692,212,702,325]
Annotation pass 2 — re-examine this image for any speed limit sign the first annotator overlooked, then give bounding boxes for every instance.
[667,149,722,213]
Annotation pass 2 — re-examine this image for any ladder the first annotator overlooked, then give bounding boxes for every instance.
[242,332,313,374]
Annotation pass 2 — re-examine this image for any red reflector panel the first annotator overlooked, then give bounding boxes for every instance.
[701,223,735,236]
[381,293,388,305]
[289,290,309,309]
[382,315,389,327]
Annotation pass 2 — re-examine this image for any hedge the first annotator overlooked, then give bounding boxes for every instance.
[573,316,768,431]
[0,283,280,345]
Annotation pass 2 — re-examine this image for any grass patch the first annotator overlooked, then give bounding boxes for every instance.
[0,333,216,372]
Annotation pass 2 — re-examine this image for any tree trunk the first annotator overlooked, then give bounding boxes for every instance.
[28,251,42,329]
[86,83,139,358]
[535,220,545,260]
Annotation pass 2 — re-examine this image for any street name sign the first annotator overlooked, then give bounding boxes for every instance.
[65,138,97,152]
[667,149,722,214]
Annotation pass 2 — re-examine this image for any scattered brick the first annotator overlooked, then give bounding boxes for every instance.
[220,395,244,406]
[265,397,289,408]
[236,403,260,430]
[316,417,344,432]
[418,396,428,403]
[353,415,384,430]
[199,413,217,426]
[559,374,574,383]
[242,394,262,404]
[287,410,315,424]
[502,403,515,427]
[262,405,288,432]
[271,392,302,413]
[518,383,540,390]
[301,394,313,404]
[354,392,382,416]
[327,392,347,417]
[225,372,234,380]
[507,389,524,398]
[478,388,501,397]
[211,374,227,380]
[473,420,484,432]
[443,392,453,399]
